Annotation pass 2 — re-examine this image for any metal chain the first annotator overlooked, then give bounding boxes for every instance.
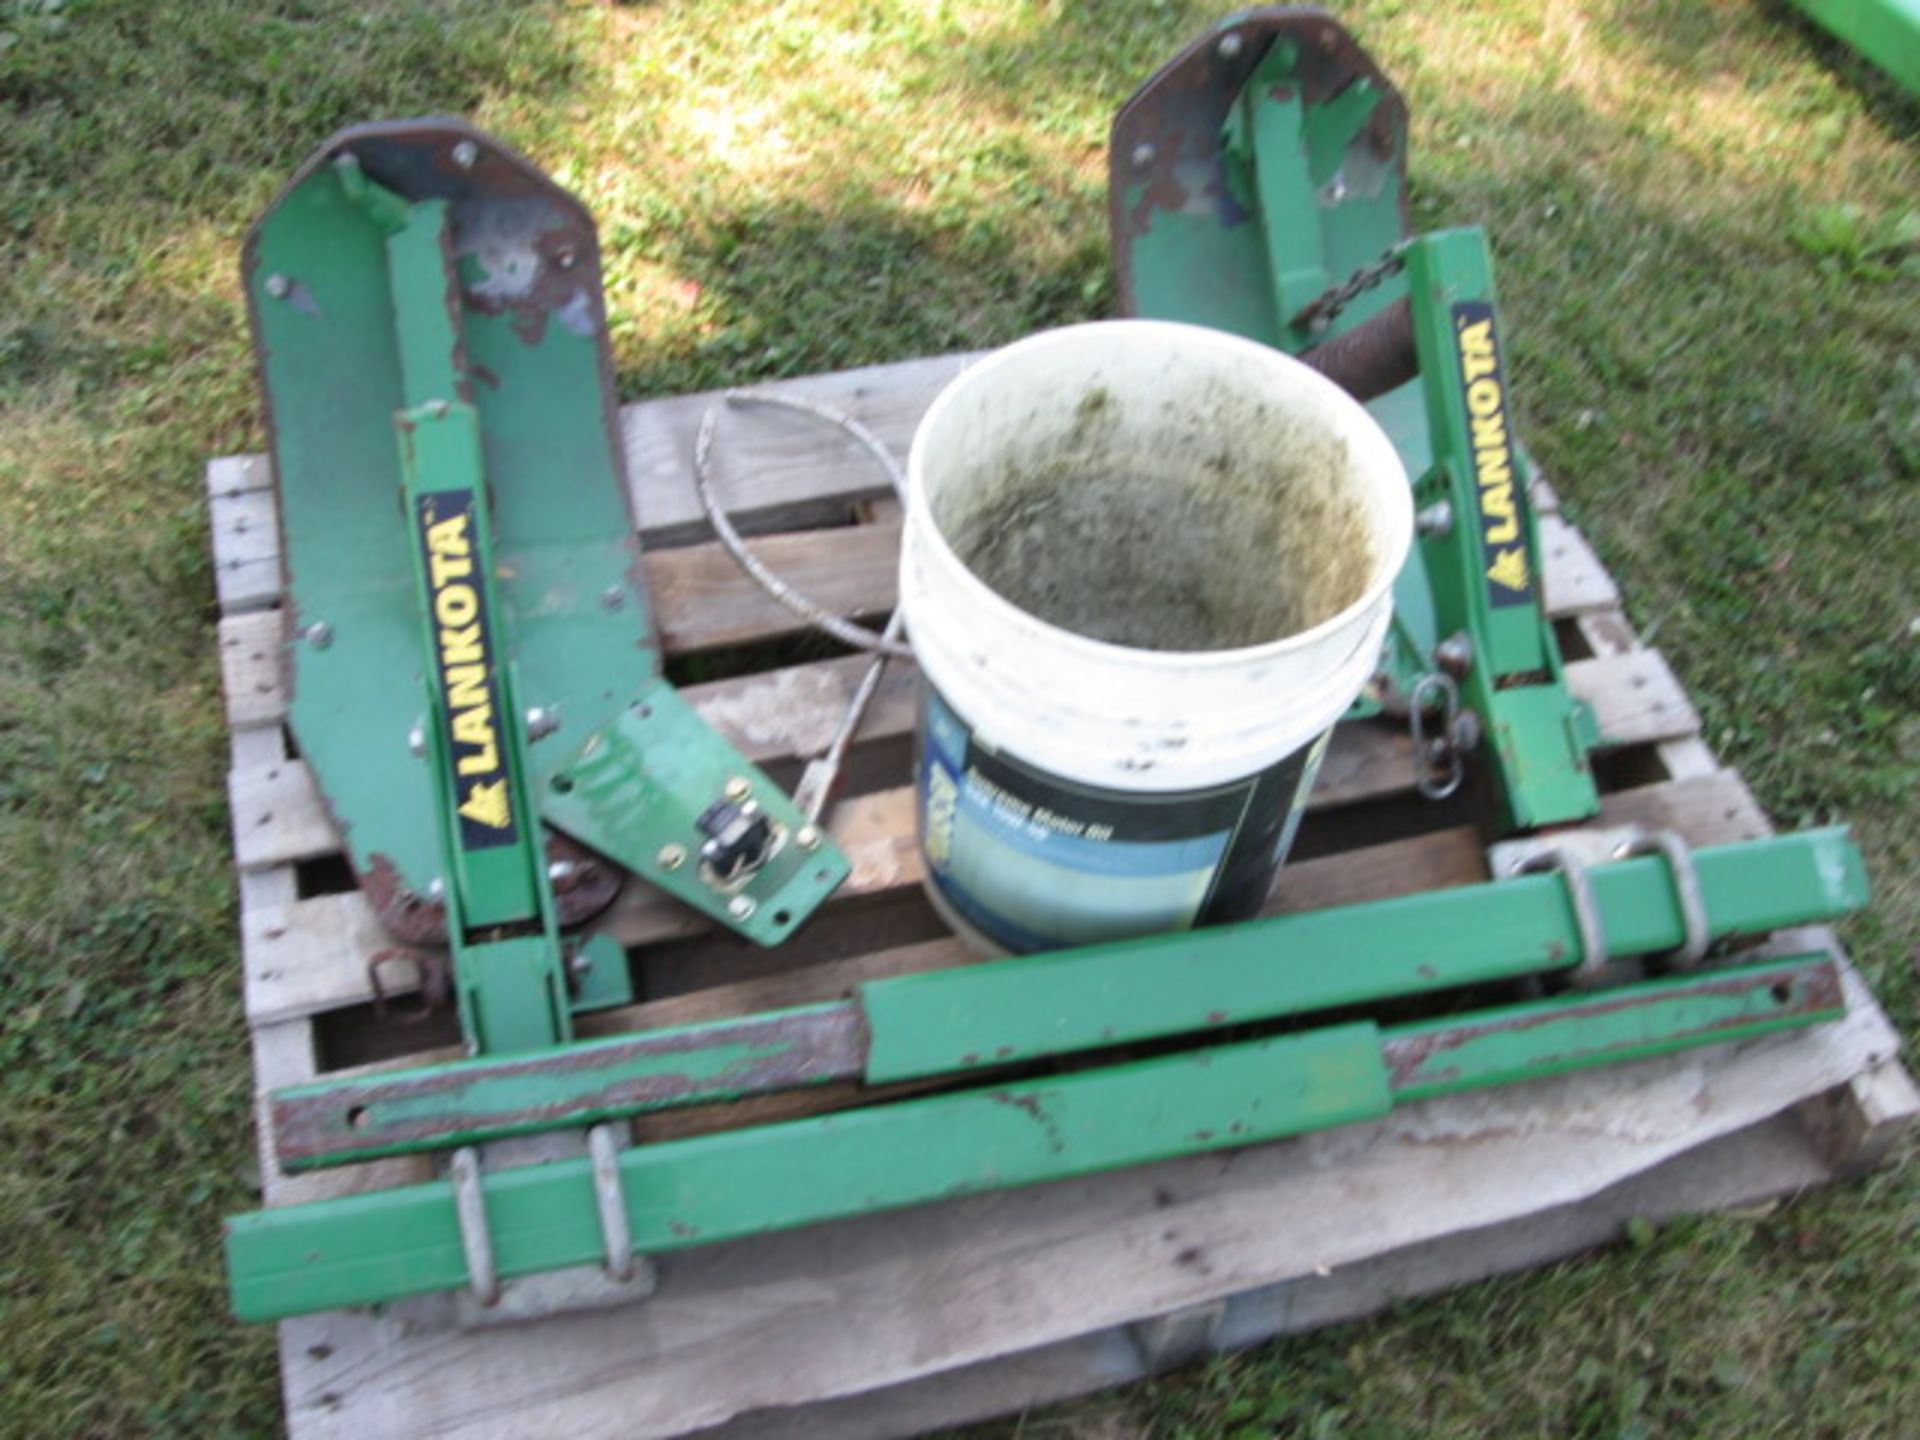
[1289,242,1409,334]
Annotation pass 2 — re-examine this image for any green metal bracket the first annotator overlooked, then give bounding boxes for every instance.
[1110,8,1409,346]
[1398,228,1600,829]
[540,681,845,947]
[1110,11,1600,831]
[245,119,853,1054]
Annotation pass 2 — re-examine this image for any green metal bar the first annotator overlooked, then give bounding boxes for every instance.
[400,412,545,933]
[387,194,567,1058]
[1403,229,1544,674]
[1399,228,1599,830]
[372,175,567,1053]
[862,826,1865,1082]
[226,956,1841,1322]
[1239,52,1326,327]
[266,827,1869,1166]
[386,202,463,407]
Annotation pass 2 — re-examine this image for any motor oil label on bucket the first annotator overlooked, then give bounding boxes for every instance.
[917,687,1329,953]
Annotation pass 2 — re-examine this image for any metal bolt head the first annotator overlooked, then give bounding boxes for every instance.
[265,273,291,299]
[426,877,445,901]
[795,825,822,851]
[556,247,577,270]
[1217,31,1244,60]
[724,776,751,802]
[727,895,756,921]
[1448,709,1484,752]
[601,584,626,611]
[1131,142,1156,171]
[451,139,479,169]
[657,843,687,872]
[525,706,560,741]
[426,399,450,418]
[1415,500,1454,538]
[407,720,426,757]
[1434,632,1475,677]
[547,859,579,884]
[304,621,333,650]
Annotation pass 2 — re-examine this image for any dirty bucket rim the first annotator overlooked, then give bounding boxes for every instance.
[904,317,1412,670]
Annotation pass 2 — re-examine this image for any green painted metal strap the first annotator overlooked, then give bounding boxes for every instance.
[268,828,1868,1167]
[226,955,1840,1322]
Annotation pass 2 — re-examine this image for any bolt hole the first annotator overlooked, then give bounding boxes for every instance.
[773,910,791,926]
[552,774,574,794]
[1770,981,1793,1005]
[815,869,829,882]
[346,1106,368,1130]
[632,703,652,719]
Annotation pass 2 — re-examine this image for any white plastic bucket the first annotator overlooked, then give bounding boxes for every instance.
[900,319,1412,954]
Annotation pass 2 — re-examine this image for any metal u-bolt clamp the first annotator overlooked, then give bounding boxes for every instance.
[588,1123,638,1284]
[1513,847,1609,986]
[451,1146,500,1307]
[1612,829,1710,970]
[453,1128,641,1303]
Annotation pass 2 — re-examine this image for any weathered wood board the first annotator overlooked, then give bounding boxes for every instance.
[206,353,1914,1440]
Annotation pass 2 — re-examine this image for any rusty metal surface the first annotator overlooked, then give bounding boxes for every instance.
[1300,297,1416,400]
[1381,959,1845,1094]
[244,117,608,351]
[272,1000,869,1168]
[1108,6,1409,314]
[363,829,621,947]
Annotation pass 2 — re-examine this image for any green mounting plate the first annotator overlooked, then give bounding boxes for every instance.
[245,120,850,950]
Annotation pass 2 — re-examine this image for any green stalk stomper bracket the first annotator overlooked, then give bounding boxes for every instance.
[224,53,1873,1325]
[246,121,851,1056]
[1111,7,1600,830]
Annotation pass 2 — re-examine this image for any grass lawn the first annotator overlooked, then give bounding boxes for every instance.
[1,1,1913,1435]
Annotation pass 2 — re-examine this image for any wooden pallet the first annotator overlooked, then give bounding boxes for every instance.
[207,352,1916,1440]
